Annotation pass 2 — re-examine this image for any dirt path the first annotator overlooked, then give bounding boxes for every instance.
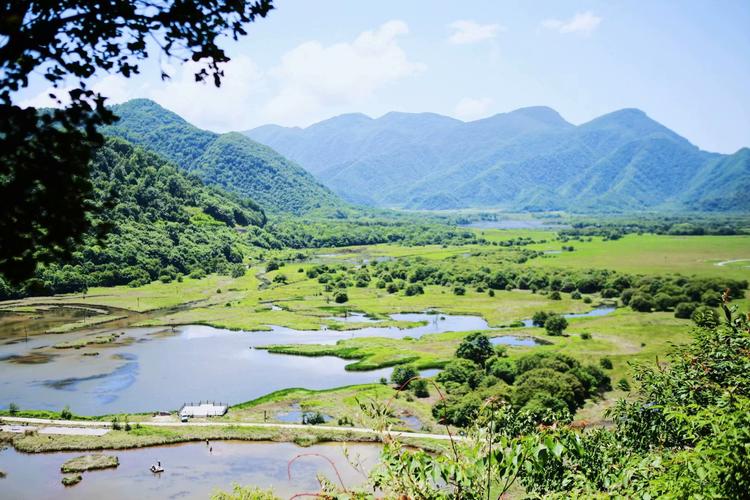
[0,416,459,441]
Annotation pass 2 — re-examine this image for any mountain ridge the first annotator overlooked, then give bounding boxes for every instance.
[245,106,748,212]
[105,99,345,215]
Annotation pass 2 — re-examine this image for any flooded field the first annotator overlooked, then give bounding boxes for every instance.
[0,440,380,499]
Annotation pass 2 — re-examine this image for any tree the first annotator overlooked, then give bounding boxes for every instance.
[0,0,275,282]
[455,332,495,367]
[544,315,569,336]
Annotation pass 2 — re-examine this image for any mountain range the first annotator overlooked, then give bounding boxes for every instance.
[246,107,750,212]
[105,99,343,215]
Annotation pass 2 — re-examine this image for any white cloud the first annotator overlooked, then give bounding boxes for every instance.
[148,55,265,131]
[17,20,424,131]
[542,11,602,35]
[262,20,424,125]
[454,97,494,121]
[448,20,503,44]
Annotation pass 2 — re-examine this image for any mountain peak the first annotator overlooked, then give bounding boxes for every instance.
[507,106,572,127]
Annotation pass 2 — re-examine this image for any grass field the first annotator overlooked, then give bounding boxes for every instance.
[1,231,747,433]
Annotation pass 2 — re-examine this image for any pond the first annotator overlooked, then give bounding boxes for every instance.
[519,306,616,327]
[490,336,546,347]
[0,440,380,499]
[0,311,478,415]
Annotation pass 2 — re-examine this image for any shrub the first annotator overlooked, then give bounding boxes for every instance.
[386,282,399,294]
[488,358,516,384]
[571,291,582,299]
[8,402,19,415]
[453,285,466,296]
[391,364,419,387]
[692,306,720,328]
[265,260,281,272]
[412,379,430,398]
[701,290,722,307]
[544,315,569,336]
[272,273,287,284]
[601,288,619,298]
[437,359,484,389]
[488,289,495,297]
[674,301,698,319]
[583,296,592,304]
[617,378,631,391]
[60,405,72,420]
[630,294,654,312]
[404,283,424,296]
[334,291,348,304]
[599,357,613,370]
[580,332,592,340]
[550,291,562,300]
[302,412,326,425]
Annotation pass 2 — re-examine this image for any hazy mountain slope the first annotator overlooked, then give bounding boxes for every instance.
[106,99,343,214]
[247,106,748,212]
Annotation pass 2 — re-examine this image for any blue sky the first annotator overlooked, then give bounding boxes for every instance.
[18,0,750,153]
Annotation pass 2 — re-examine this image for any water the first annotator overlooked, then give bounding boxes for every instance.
[519,306,616,327]
[490,336,545,347]
[462,220,569,230]
[0,440,380,499]
[0,313,482,415]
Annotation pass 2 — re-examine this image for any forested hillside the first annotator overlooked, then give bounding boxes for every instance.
[105,99,344,215]
[4,138,265,297]
[247,107,749,212]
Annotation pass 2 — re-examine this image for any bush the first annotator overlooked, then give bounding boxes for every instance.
[544,315,569,336]
[453,285,466,296]
[599,357,613,370]
[391,364,419,387]
[488,289,495,297]
[437,359,484,389]
[583,296,592,304]
[302,411,326,425]
[571,291,582,300]
[404,283,424,296]
[630,294,654,312]
[692,306,720,327]
[334,291,348,304]
[674,301,698,319]
[272,273,287,284]
[550,291,561,300]
[265,260,281,272]
[601,288,619,298]
[580,332,592,340]
[386,282,399,294]
[8,402,19,415]
[701,290,722,307]
[617,378,631,391]
[488,358,516,384]
[412,379,430,398]
[60,405,72,420]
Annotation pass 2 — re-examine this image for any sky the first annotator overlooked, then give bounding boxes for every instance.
[16,0,750,153]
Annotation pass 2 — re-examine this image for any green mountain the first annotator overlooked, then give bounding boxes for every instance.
[14,137,266,296]
[246,107,749,212]
[105,99,344,215]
